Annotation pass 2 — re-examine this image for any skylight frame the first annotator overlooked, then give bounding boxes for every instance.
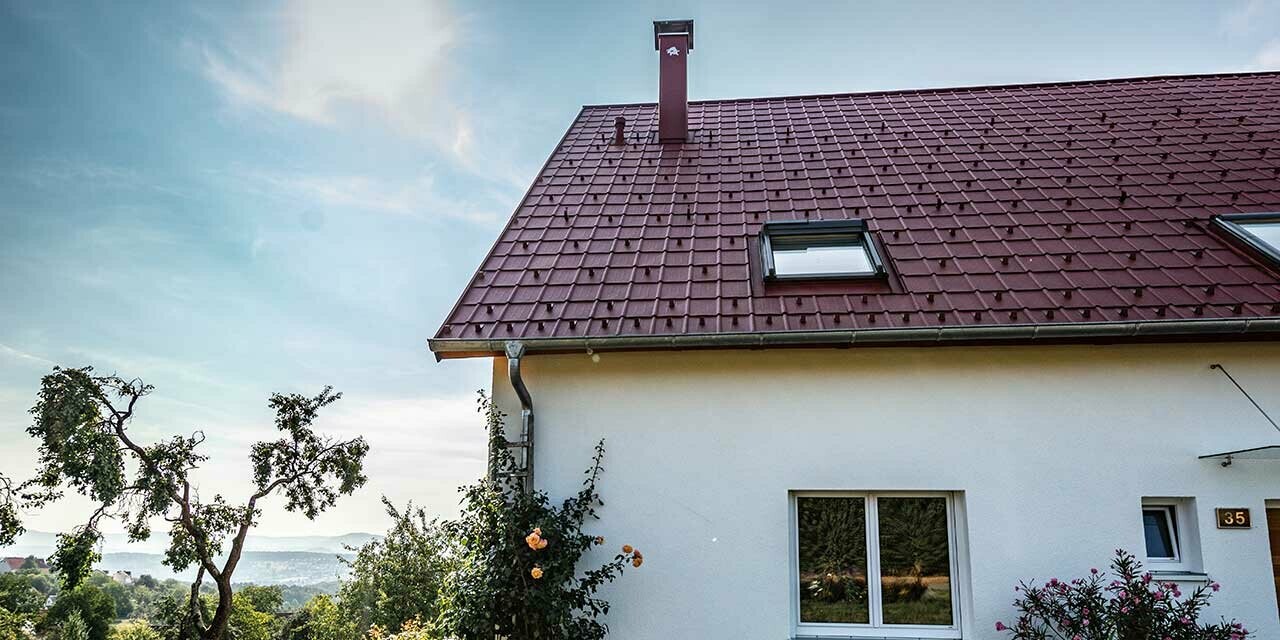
[1212,212,1280,267]
[760,219,886,281]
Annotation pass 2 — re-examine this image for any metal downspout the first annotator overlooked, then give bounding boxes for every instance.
[504,341,535,493]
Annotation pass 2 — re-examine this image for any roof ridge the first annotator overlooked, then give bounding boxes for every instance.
[582,69,1280,110]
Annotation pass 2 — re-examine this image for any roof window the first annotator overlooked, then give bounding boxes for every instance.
[761,220,885,280]
[1213,212,1280,265]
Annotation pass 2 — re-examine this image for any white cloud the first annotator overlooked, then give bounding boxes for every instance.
[232,168,502,225]
[201,0,473,158]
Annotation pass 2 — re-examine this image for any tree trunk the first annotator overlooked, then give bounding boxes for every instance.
[200,576,234,640]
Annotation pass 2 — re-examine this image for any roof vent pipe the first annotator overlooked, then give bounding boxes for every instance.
[653,19,693,143]
[613,116,626,146]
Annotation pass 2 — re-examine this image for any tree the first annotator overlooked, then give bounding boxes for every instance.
[228,587,279,619]
[336,500,448,635]
[225,593,275,640]
[278,595,353,640]
[111,621,161,640]
[45,586,115,640]
[21,367,369,640]
[0,574,45,616]
[0,473,20,547]
[0,605,27,640]
[58,611,89,640]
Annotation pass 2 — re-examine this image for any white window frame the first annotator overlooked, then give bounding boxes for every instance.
[1140,498,1202,575]
[1141,505,1180,562]
[790,491,964,640]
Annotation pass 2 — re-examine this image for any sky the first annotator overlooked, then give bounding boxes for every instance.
[0,0,1278,541]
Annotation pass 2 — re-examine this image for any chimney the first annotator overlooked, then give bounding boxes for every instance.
[653,19,693,143]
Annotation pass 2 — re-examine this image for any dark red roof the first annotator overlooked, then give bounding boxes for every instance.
[431,72,1280,358]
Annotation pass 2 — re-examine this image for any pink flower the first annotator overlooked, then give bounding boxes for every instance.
[1090,567,1099,574]
[995,621,1008,631]
[1211,582,1221,592]
[1179,616,1191,625]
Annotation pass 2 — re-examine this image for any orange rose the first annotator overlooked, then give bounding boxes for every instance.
[525,533,542,550]
[537,538,548,550]
[533,527,542,536]
[595,536,605,545]
[531,566,544,579]
[632,556,643,568]
[621,544,633,554]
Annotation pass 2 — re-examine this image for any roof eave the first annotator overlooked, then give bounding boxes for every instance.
[428,317,1280,359]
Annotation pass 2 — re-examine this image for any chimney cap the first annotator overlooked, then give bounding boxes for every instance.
[653,19,693,51]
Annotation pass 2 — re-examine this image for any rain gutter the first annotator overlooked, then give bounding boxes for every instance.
[431,318,1280,360]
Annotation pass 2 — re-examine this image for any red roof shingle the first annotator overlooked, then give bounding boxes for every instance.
[431,72,1280,357]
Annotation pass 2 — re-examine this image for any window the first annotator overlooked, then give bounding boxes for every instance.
[1213,212,1280,266]
[1142,506,1180,561]
[761,220,885,280]
[1140,498,1202,575]
[793,492,963,639]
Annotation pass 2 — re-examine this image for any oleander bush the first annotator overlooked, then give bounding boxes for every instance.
[997,549,1249,640]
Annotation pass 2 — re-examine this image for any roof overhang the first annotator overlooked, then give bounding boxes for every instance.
[429,317,1280,360]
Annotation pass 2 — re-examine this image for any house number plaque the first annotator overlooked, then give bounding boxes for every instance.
[1215,508,1251,529]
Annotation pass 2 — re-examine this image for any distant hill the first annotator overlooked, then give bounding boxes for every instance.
[3,530,379,556]
[2,530,380,586]
[96,551,355,585]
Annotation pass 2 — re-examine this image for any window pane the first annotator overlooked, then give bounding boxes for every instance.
[773,237,874,276]
[877,497,953,626]
[1242,222,1280,251]
[1143,508,1177,559]
[797,497,869,623]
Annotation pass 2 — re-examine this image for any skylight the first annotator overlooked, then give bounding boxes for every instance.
[761,220,885,280]
[1213,212,1280,265]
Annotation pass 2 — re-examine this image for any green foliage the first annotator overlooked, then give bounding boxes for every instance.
[432,392,641,640]
[59,611,89,640]
[19,366,369,640]
[0,573,46,615]
[151,593,208,640]
[110,620,161,640]
[46,586,115,640]
[336,500,447,635]
[230,587,280,618]
[226,593,275,640]
[999,549,1250,639]
[278,595,353,640]
[0,605,28,640]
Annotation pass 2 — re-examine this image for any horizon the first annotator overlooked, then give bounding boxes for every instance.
[2,0,1279,543]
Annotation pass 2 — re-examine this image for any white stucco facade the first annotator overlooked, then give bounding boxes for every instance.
[489,342,1280,640]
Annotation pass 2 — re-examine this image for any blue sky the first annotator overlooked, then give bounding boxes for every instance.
[1,0,1277,538]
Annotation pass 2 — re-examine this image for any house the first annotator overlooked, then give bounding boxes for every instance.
[0,556,48,573]
[430,20,1280,639]
[111,570,134,585]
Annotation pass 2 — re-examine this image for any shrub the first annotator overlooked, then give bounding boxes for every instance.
[432,392,643,640]
[110,621,160,640]
[997,549,1249,639]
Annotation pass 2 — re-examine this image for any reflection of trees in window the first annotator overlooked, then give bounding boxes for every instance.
[798,498,866,576]
[877,497,950,577]
[877,497,952,626]
[797,497,868,623]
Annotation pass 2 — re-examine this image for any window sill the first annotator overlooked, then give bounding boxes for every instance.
[794,636,960,640]
[1148,570,1210,583]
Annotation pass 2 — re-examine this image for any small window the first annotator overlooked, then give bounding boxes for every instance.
[1142,506,1180,561]
[793,492,963,638]
[1140,498,1202,574]
[1213,212,1280,265]
[762,220,885,280]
